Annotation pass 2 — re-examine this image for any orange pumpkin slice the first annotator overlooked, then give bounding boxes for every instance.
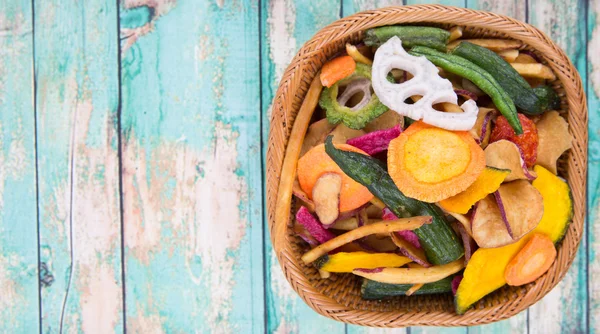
[298,143,373,212]
[388,121,485,203]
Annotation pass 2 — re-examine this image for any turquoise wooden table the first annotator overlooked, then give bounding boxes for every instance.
[0,0,596,333]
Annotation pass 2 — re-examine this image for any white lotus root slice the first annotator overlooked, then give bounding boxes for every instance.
[337,78,372,112]
[371,36,478,131]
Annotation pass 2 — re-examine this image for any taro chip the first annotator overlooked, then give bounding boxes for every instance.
[300,118,335,157]
[535,111,572,175]
[471,195,514,248]
[312,173,342,226]
[364,109,404,132]
[469,107,495,148]
[292,179,315,211]
[484,140,536,182]
[494,180,544,240]
[329,123,366,144]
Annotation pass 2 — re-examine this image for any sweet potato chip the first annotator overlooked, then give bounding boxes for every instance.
[484,140,536,182]
[494,180,544,240]
[535,111,572,174]
[469,107,495,148]
[471,195,514,248]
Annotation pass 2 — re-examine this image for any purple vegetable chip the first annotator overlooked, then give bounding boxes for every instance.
[452,275,463,295]
[347,125,402,155]
[295,206,336,244]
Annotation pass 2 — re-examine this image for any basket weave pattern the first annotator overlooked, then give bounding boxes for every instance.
[266,5,587,327]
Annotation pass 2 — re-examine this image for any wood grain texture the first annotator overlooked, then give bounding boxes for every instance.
[588,0,600,332]
[120,0,264,332]
[34,0,123,332]
[528,1,588,333]
[0,0,39,332]
[261,1,346,332]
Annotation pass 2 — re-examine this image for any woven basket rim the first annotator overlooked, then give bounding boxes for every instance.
[266,4,588,327]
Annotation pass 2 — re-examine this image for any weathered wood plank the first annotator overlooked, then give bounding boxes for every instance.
[260,0,346,332]
[0,0,39,332]
[466,0,525,21]
[527,1,588,333]
[120,0,264,332]
[588,1,600,333]
[34,0,123,332]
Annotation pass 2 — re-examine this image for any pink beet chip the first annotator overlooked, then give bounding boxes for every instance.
[452,275,463,295]
[295,206,336,244]
[346,125,402,155]
[382,207,422,249]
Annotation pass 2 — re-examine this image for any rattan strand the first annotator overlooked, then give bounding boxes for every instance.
[266,5,587,327]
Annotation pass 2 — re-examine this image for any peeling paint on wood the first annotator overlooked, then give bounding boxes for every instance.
[588,1,600,333]
[0,0,38,332]
[121,0,264,332]
[0,0,595,332]
[34,0,123,332]
[528,1,588,333]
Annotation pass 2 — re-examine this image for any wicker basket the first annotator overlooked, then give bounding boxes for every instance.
[266,5,587,327]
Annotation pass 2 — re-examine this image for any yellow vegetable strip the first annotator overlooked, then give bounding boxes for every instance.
[274,76,323,245]
[352,258,465,284]
[318,252,411,272]
[405,283,425,296]
[447,39,522,51]
[346,43,373,65]
[369,197,386,209]
[448,26,463,42]
[301,217,432,264]
[510,63,556,80]
[497,49,519,62]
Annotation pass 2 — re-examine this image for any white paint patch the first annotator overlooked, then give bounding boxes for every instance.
[80,264,121,334]
[123,121,248,332]
[273,317,298,334]
[69,99,122,332]
[592,200,600,330]
[128,305,165,334]
[529,279,564,334]
[267,0,297,84]
[192,121,247,333]
[0,253,24,326]
[269,249,300,334]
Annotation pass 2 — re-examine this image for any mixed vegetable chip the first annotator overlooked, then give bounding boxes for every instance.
[286,24,573,315]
